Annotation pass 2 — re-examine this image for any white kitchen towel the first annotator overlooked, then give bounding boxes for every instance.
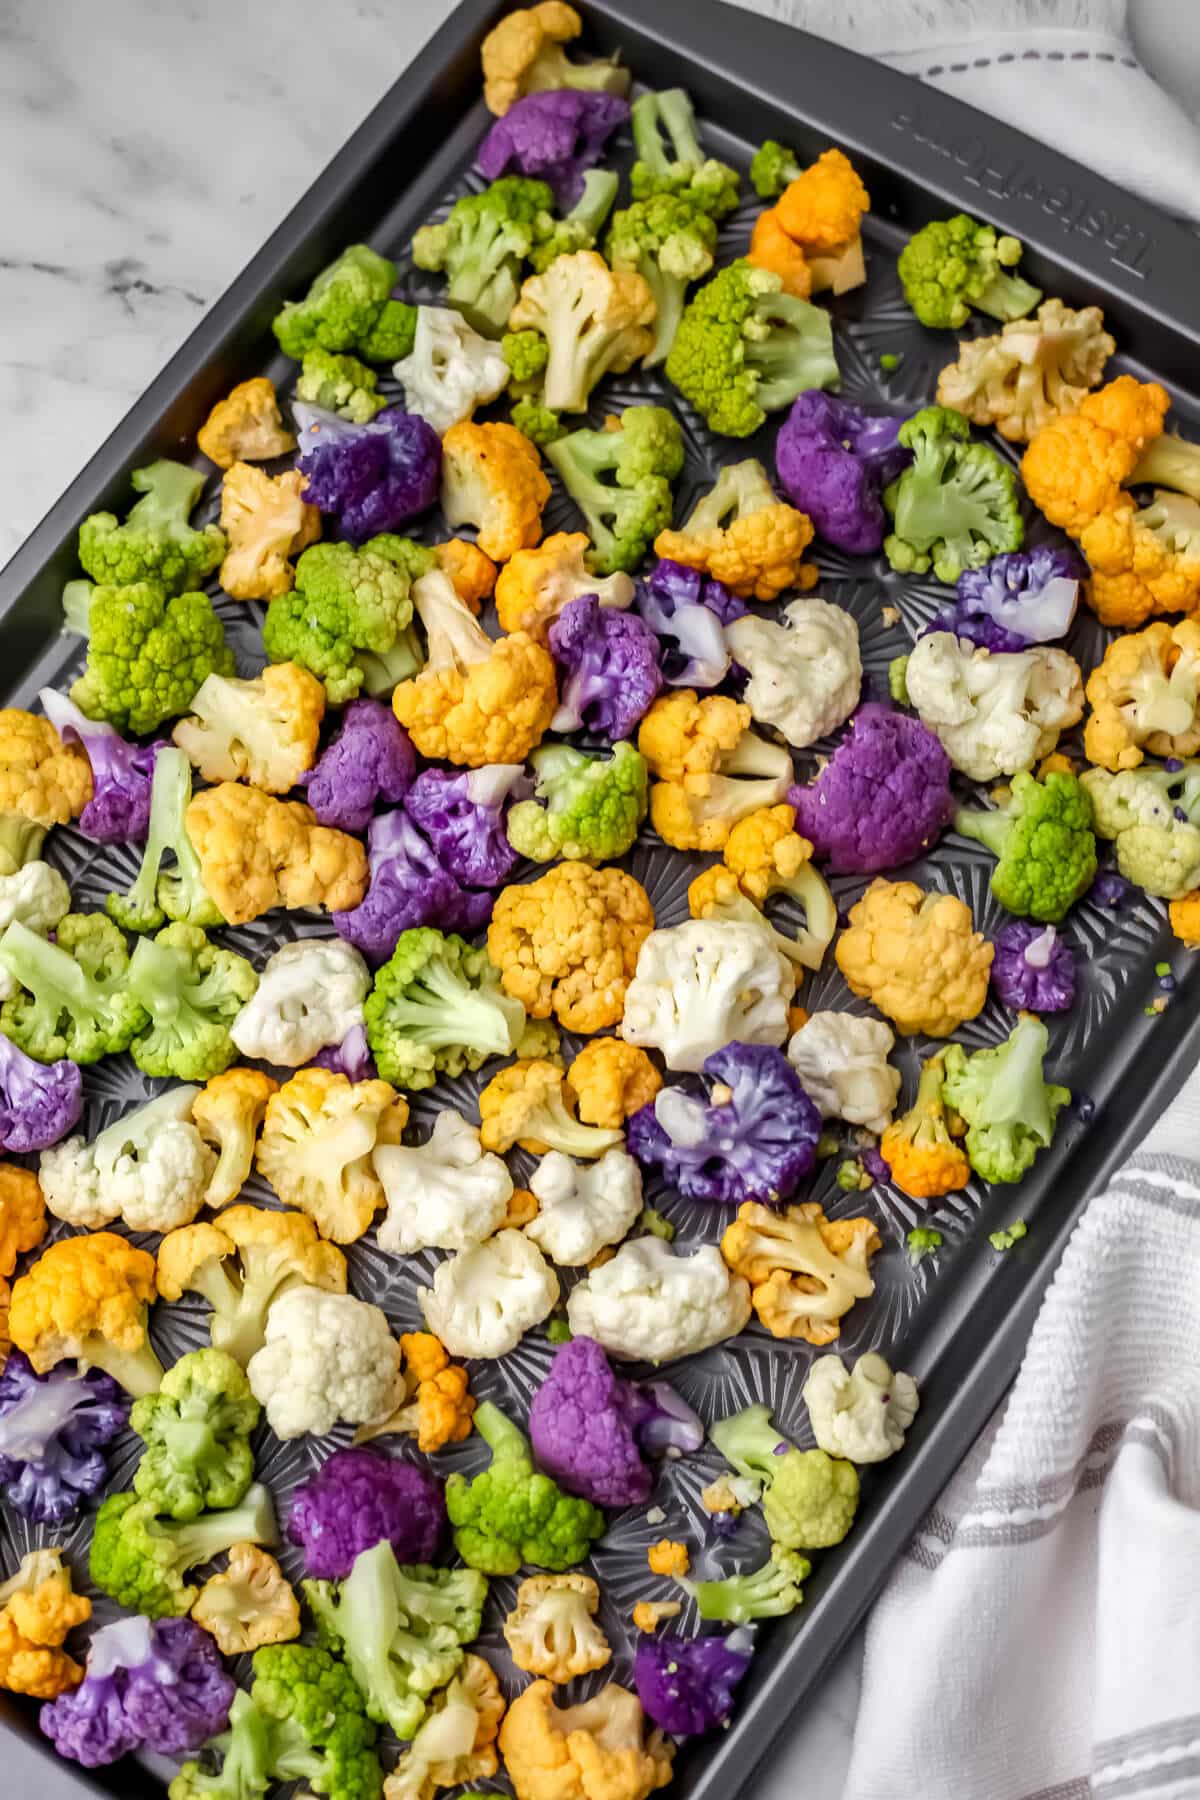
[726,0,1200,221]
[841,1069,1200,1800]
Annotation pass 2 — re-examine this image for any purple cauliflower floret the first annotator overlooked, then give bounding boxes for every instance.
[404,764,530,889]
[311,1022,377,1080]
[1091,869,1129,909]
[627,1042,821,1207]
[295,401,441,543]
[287,1445,446,1579]
[775,392,911,554]
[333,808,494,964]
[635,558,746,688]
[301,697,415,832]
[41,1616,234,1767]
[634,1632,753,1737]
[790,702,954,875]
[478,91,629,209]
[0,1351,127,1525]
[991,921,1077,1013]
[528,1335,703,1510]
[548,594,662,740]
[0,1032,83,1151]
[40,688,163,845]
[930,545,1085,652]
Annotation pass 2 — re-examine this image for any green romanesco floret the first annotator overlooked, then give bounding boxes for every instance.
[108,746,223,933]
[295,347,385,422]
[665,258,840,438]
[607,192,719,367]
[446,1401,605,1577]
[683,1544,811,1624]
[364,927,525,1091]
[507,742,648,864]
[271,243,403,362]
[882,404,1024,583]
[990,1219,1028,1252]
[907,1226,944,1266]
[630,88,740,218]
[1080,761,1200,898]
[512,399,567,446]
[545,405,685,575]
[90,1482,278,1618]
[710,1403,860,1550]
[955,771,1097,923]
[750,138,803,199]
[77,460,226,595]
[358,298,418,364]
[302,1540,487,1741]
[127,922,258,1081]
[503,331,565,444]
[0,913,147,1064]
[68,580,235,735]
[529,168,620,273]
[897,213,1042,330]
[263,534,432,703]
[411,176,555,336]
[941,1013,1070,1185]
[130,1347,260,1522]
[888,654,911,706]
[168,1689,274,1800]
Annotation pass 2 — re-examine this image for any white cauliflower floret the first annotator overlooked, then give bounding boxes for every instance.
[524,1148,642,1268]
[171,667,324,793]
[725,598,861,748]
[230,938,370,1067]
[787,1012,901,1133]
[566,1236,751,1363]
[39,1086,213,1232]
[0,862,71,1000]
[905,632,1084,782]
[503,1575,612,1683]
[246,1284,402,1439]
[620,919,794,1072]
[419,1229,559,1360]
[374,1110,513,1254]
[802,1351,920,1463]
[394,306,510,434]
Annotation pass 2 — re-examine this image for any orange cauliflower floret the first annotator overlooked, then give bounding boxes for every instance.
[836,878,993,1037]
[197,377,296,469]
[1082,495,1200,628]
[654,459,817,601]
[440,420,551,562]
[0,1549,91,1700]
[504,1186,541,1228]
[217,463,320,601]
[172,662,326,793]
[255,1068,407,1244]
[568,1038,661,1128]
[393,568,557,767]
[632,1601,682,1633]
[499,1680,673,1800]
[504,1575,612,1684]
[775,148,870,253]
[1169,891,1200,945]
[435,539,498,612]
[192,1067,279,1210]
[638,690,793,852]
[721,1201,880,1344]
[478,1059,623,1157]
[8,1233,163,1396]
[1084,619,1200,771]
[646,1540,689,1578]
[481,2,628,116]
[1021,375,1170,535]
[0,710,92,837]
[936,300,1115,444]
[186,782,368,926]
[495,532,636,638]
[694,804,837,974]
[748,207,812,298]
[488,861,654,1031]
[356,1331,476,1454]
[880,1054,970,1201]
[0,1166,46,1278]
[191,1544,300,1656]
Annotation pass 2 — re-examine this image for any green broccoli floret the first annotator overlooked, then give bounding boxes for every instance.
[68,580,235,736]
[263,535,432,703]
[683,1544,812,1624]
[882,404,1024,583]
[710,1403,860,1550]
[303,1540,487,1740]
[906,1226,943,1267]
[0,913,147,1064]
[295,347,384,422]
[502,329,564,444]
[130,1348,260,1521]
[77,460,225,595]
[358,298,417,363]
[529,168,620,273]
[989,1219,1028,1252]
[127,921,257,1080]
[107,746,223,933]
[941,1014,1070,1185]
[446,1401,605,1577]
[411,176,555,336]
[665,259,839,438]
[363,927,525,1090]
[630,88,740,218]
[607,192,718,367]
[888,654,911,705]
[545,405,684,575]
[1080,761,1200,898]
[91,1481,278,1618]
[898,213,1042,331]
[272,243,402,362]
[750,138,802,199]
[955,771,1097,923]
[507,743,648,863]
[168,1690,273,1800]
